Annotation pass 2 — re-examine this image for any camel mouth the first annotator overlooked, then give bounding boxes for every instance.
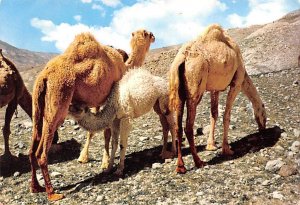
[150,32,155,42]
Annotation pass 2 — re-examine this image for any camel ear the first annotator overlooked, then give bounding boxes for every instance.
[143,30,148,37]
[132,32,135,37]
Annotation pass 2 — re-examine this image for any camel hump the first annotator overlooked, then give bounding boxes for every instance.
[200,24,226,42]
[65,32,105,62]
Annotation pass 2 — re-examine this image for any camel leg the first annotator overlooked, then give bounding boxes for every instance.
[167,113,177,156]
[29,129,46,193]
[78,131,94,163]
[101,128,111,169]
[185,99,205,169]
[175,98,186,174]
[241,72,266,131]
[153,101,175,159]
[222,84,242,156]
[206,91,219,151]
[115,118,131,176]
[37,119,64,201]
[105,121,120,173]
[3,101,17,156]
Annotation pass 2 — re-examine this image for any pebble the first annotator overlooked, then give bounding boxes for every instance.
[281,132,288,138]
[139,136,149,141]
[265,159,285,172]
[272,191,284,200]
[50,171,63,178]
[290,141,300,152]
[152,163,163,169]
[278,165,298,177]
[96,195,105,202]
[262,180,270,186]
[293,129,300,137]
[13,172,20,177]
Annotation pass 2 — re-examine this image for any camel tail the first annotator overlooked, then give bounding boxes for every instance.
[241,72,267,131]
[169,62,185,112]
[18,86,33,118]
[32,77,48,138]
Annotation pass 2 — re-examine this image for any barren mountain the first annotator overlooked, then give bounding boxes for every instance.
[0,40,56,72]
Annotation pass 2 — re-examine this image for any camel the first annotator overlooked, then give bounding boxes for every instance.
[169,24,267,174]
[0,49,58,158]
[69,69,176,176]
[78,31,154,166]
[29,29,155,201]
[77,47,128,164]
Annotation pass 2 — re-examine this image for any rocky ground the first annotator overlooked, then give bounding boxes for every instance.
[0,65,299,205]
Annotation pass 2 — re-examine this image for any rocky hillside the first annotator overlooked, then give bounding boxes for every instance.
[0,40,56,71]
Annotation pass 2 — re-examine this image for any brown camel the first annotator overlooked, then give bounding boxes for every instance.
[169,24,267,174]
[77,47,129,164]
[78,31,155,166]
[0,49,58,158]
[29,29,155,201]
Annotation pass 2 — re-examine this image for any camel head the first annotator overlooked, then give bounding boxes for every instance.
[68,103,89,120]
[126,29,155,68]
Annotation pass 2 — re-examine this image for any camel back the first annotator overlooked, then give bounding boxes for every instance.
[64,33,106,63]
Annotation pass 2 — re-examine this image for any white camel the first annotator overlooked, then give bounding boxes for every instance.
[69,69,176,175]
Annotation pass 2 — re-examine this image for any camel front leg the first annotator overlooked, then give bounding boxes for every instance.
[206,91,219,151]
[105,121,120,173]
[3,101,17,156]
[115,118,131,176]
[185,99,205,169]
[101,128,111,169]
[78,131,94,163]
[222,84,242,156]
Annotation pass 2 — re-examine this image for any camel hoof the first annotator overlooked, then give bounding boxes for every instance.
[114,169,124,177]
[206,144,218,151]
[222,147,234,156]
[160,151,175,159]
[77,155,89,163]
[100,162,109,170]
[31,184,46,193]
[195,160,206,168]
[48,193,64,201]
[176,165,187,174]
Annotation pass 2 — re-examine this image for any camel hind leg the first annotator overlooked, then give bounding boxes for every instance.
[3,100,17,156]
[185,98,205,169]
[206,91,219,151]
[241,72,266,131]
[153,100,175,159]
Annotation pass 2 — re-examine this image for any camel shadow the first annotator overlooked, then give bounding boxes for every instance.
[207,125,282,165]
[59,126,282,193]
[0,138,81,177]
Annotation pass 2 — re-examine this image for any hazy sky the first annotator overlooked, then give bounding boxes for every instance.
[0,0,299,53]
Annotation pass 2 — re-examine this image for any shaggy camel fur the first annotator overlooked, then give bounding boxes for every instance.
[78,30,154,165]
[69,69,176,176]
[29,30,155,201]
[169,24,267,174]
[0,49,58,157]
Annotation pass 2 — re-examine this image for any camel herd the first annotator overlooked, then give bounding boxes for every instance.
[0,24,267,201]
